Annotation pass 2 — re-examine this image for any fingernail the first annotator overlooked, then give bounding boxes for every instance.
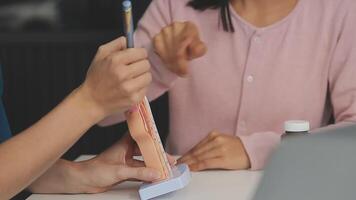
[149,171,161,180]
[129,105,139,113]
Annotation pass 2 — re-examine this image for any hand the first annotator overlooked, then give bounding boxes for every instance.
[29,134,177,194]
[153,21,207,76]
[72,134,176,193]
[79,37,152,120]
[178,131,250,171]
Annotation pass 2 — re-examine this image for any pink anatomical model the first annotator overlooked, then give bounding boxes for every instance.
[126,97,173,181]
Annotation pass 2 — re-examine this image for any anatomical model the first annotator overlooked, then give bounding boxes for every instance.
[126,97,173,181]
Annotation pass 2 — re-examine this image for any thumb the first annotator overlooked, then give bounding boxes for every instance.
[117,166,162,182]
[173,37,194,76]
[174,39,206,76]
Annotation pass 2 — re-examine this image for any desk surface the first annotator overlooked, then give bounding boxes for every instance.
[27,156,262,200]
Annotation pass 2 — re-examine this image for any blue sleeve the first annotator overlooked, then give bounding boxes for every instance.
[0,65,11,143]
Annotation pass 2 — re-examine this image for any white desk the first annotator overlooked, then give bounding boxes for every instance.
[27,156,262,200]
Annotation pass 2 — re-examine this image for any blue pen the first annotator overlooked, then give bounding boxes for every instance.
[122,0,134,48]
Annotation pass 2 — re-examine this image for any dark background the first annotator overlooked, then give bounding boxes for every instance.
[0,1,169,199]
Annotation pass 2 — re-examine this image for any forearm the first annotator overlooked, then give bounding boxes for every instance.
[0,87,103,199]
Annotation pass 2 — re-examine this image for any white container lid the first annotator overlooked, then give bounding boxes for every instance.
[284,120,310,132]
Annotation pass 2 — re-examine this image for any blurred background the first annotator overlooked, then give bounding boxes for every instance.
[0,1,169,199]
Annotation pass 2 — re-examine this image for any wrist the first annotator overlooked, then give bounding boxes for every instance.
[236,136,251,170]
[63,161,93,193]
[57,160,87,193]
[69,160,108,194]
[51,160,98,194]
[70,84,107,124]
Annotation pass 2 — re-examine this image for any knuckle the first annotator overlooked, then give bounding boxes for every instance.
[214,135,224,143]
[120,83,131,95]
[209,131,219,137]
[162,26,171,34]
[142,60,151,70]
[114,68,126,81]
[97,45,106,53]
[107,54,121,66]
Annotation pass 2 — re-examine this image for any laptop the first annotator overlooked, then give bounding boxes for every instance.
[253,123,356,200]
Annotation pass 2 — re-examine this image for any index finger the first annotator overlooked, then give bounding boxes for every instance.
[179,132,218,162]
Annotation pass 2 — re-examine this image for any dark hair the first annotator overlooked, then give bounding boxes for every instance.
[187,0,234,32]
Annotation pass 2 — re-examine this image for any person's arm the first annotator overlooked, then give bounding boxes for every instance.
[0,37,153,199]
[239,1,356,170]
[178,2,356,171]
[98,0,201,126]
[28,134,168,194]
[0,86,102,199]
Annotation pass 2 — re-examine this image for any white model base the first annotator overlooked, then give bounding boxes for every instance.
[139,164,191,200]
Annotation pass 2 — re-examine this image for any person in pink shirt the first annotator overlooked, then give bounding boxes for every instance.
[101,0,356,171]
